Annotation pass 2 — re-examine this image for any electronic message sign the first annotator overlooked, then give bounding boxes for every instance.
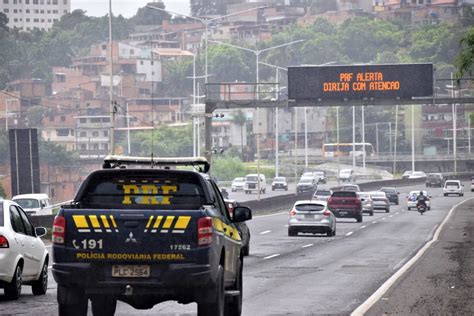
[288,63,433,102]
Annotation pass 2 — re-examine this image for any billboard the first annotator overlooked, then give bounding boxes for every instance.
[9,128,40,196]
[288,63,433,102]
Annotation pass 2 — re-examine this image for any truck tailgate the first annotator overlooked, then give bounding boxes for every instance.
[58,209,201,263]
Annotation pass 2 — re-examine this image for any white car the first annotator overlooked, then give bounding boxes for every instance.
[338,169,355,182]
[0,200,49,299]
[407,190,431,210]
[408,171,427,179]
[12,193,52,216]
[231,177,245,192]
[443,180,464,197]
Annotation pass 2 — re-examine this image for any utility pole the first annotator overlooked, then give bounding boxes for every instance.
[108,0,115,155]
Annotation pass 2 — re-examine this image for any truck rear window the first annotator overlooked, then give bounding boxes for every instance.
[332,191,357,198]
[76,170,207,210]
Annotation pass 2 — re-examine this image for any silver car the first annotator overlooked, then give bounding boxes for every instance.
[313,189,332,202]
[357,192,374,216]
[288,200,336,237]
[369,191,390,213]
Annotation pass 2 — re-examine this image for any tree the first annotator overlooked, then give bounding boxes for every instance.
[455,26,474,80]
[162,58,193,97]
[133,124,193,157]
[39,140,79,166]
[130,2,170,26]
[0,12,8,32]
[232,110,247,156]
[191,0,240,16]
[0,130,9,165]
[208,45,252,83]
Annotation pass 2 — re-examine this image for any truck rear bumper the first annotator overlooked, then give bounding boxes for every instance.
[53,262,214,296]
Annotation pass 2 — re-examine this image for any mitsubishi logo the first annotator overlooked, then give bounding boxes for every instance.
[125,232,137,243]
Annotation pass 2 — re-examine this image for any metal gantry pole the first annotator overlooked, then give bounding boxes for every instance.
[304,106,308,168]
[336,106,340,186]
[294,107,298,194]
[362,105,366,170]
[411,104,415,172]
[388,122,392,156]
[469,117,471,155]
[375,122,379,155]
[393,105,398,175]
[352,106,356,168]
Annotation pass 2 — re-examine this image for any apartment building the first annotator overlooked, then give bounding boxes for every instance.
[0,0,70,31]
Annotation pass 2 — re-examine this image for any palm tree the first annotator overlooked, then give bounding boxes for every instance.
[232,110,247,157]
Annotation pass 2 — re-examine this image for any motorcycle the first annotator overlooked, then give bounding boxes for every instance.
[417,202,427,215]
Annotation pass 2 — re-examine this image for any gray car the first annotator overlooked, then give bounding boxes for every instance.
[297,178,317,195]
[288,200,336,237]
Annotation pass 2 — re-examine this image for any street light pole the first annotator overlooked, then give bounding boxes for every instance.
[294,107,298,194]
[451,72,457,175]
[108,0,115,155]
[336,106,340,186]
[258,61,288,178]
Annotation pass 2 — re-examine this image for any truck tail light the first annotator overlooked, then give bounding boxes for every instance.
[197,217,213,247]
[0,235,9,248]
[52,215,66,244]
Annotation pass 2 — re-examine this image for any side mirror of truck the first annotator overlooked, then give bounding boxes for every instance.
[232,206,252,223]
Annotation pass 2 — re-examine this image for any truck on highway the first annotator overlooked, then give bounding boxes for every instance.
[52,156,252,316]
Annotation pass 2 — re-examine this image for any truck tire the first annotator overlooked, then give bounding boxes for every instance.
[91,295,117,316]
[225,260,243,316]
[32,260,48,295]
[198,264,225,316]
[58,286,88,316]
[4,264,22,300]
[242,245,250,257]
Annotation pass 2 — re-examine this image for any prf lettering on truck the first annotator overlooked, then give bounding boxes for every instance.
[121,184,178,205]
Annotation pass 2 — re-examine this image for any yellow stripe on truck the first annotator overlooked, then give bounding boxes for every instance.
[174,216,191,230]
[89,215,100,228]
[153,216,164,228]
[100,215,110,228]
[146,215,154,229]
[72,215,89,229]
[162,216,175,229]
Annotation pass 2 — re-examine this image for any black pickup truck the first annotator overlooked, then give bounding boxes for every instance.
[52,156,252,316]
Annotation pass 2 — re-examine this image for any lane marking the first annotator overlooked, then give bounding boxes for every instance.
[389,215,393,218]
[372,221,378,224]
[302,243,314,248]
[351,197,474,316]
[284,224,289,227]
[263,254,280,260]
[381,218,386,221]
[346,231,354,236]
[360,225,367,229]
[260,230,271,235]
[396,212,400,214]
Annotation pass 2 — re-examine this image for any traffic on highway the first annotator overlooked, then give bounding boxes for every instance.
[1,175,472,315]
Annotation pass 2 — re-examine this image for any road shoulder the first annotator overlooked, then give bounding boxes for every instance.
[367,199,474,315]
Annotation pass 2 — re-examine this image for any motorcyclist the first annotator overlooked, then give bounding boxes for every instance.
[416,191,427,208]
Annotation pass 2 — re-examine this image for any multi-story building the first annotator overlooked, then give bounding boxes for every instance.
[0,0,71,31]
[75,115,111,159]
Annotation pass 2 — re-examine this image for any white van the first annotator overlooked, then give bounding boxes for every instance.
[244,174,266,194]
[12,193,52,215]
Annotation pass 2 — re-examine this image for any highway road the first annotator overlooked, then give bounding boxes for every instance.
[0,181,472,315]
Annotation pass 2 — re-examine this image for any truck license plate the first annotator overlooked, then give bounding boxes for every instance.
[112,265,150,278]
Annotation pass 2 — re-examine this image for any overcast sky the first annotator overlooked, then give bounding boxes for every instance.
[71,0,190,18]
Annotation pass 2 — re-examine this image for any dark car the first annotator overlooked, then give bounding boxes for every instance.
[379,187,399,205]
[426,173,444,187]
[225,199,250,256]
[297,178,317,195]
